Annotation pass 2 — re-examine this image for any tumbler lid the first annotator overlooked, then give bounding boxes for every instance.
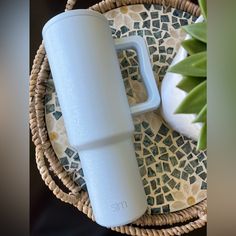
[43,9,107,35]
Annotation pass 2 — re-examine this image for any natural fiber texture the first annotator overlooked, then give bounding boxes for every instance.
[30,0,206,235]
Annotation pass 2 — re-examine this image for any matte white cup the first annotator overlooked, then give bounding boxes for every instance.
[43,9,160,227]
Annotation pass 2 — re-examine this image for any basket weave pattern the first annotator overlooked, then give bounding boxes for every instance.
[30,0,207,235]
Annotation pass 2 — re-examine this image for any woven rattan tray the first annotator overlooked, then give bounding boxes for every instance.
[30,0,207,235]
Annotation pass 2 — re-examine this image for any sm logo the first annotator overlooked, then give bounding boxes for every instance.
[111,201,128,212]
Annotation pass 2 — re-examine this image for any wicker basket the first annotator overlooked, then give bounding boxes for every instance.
[30,0,207,235]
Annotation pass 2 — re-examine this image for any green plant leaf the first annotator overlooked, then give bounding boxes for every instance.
[199,0,207,20]
[197,122,207,150]
[177,76,206,93]
[175,80,206,114]
[182,38,206,55]
[193,104,207,123]
[183,22,207,43]
[168,51,206,77]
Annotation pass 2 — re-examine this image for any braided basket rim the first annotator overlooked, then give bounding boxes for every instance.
[29,0,207,235]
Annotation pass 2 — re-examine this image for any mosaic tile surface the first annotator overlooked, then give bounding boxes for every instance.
[45,4,207,214]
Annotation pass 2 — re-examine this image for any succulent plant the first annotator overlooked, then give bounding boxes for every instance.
[168,0,207,150]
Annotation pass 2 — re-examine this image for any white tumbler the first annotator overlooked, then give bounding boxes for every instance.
[43,9,160,227]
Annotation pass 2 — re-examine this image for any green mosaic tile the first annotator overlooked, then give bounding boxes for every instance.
[169,145,177,153]
[159,46,166,53]
[167,179,176,189]
[128,67,138,74]
[151,145,159,156]
[155,187,161,194]
[162,185,170,193]
[143,135,153,147]
[165,193,174,201]
[176,137,184,146]
[134,142,141,151]
[120,25,129,33]
[190,159,199,168]
[159,153,168,161]
[187,153,193,160]
[150,179,157,190]
[120,57,130,67]
[161,23,168,31]
[144,30,152,35]
[45,94,52,104]
[78,168,84,176]
[134,133,142,142]
[145,155,156,166]
[180,19,188,26]
[163,135,173,146]
[196,166,204,174]
[143,20,151,28]
[201,181,207,190]
[142,121,149,129]
[137,157,144,167]
[143,148,151,156]
[161,15,170,22]
[175,183,181,190]
[156,162,163,173]
[163,32,170,38]
[169,156,178,167]
[133,22,140,29]
[149,46,157,54]
[162,204,170,213]
[147,167,156,177]
[151,11,159,19]
[158,124,169,136]
[171,131,180,138]
[137,30,144,37]
[181,171,189,181]
[142,178,148,186]
[152,19,160,28]
[203,160,207,168]
[60,157,69,166]
[178,160,186,168]
[163,162,171,172]
[176,150,185,160]
[145,128,155,137]
[151,208,161,214]
[152,54,159,62]
[75,177,85,186]
[166,47,174,54]
[70,162,78,169]
[199,172,207,181]
[46,104,55,114]
[182,142,192,154]
[146,36,156,45]
[189,175,196,184]
[156,194,164,204]
[65,148,75,157]
[73,153,80,161]
[184,164,194,175]
[144,186,151,195]
[147,196,154,206]
[160,54,166,63]
[140,12,149,20]
[162,174,170,184]
[166,57,173,64]
[198,153,206,162]
[153,31,162,40]
[121,69,128,78]
[171,169,181,179]
[139,166,146,177]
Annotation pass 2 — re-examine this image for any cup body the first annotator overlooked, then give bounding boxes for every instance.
[43,9,147,227]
